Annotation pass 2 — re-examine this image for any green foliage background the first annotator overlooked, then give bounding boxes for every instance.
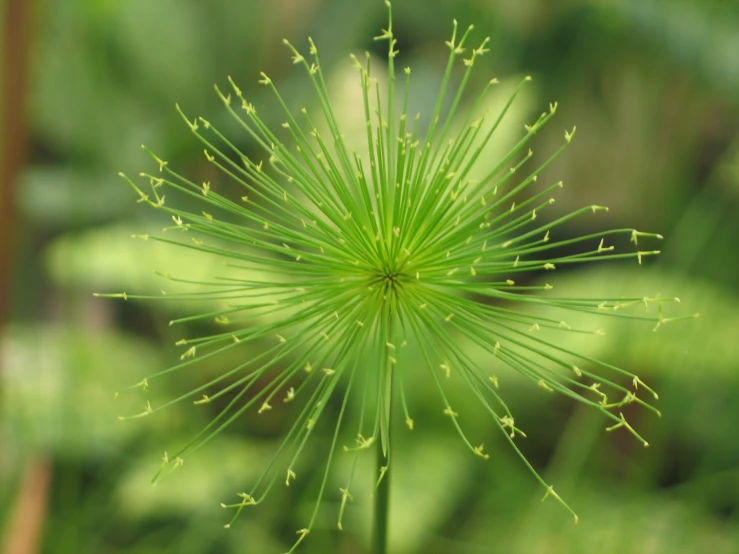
[2,0,738,552]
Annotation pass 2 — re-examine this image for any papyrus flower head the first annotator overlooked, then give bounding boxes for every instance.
[101,3,693,551]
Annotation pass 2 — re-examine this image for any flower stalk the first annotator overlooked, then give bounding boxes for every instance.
[373,425,390,554]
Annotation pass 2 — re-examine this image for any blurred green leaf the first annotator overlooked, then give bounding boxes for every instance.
[0,325,161,457]
[529,265,734,378]
[19,167,133,226]
[45,224,278,316]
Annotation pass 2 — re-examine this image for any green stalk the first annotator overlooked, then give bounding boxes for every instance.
[372,437,390,554]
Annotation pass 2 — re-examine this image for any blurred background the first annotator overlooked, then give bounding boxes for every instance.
[1,0,738,552]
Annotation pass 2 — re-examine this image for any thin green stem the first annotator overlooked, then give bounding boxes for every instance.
[372,436,390,554]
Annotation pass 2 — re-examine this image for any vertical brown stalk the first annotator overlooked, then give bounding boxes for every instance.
[0,0,29,323]
[1,3,51,554]
[1,463,52,554]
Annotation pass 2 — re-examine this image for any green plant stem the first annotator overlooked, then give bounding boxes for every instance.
[372,440,390,554]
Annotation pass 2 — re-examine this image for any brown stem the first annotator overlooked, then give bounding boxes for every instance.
[0,0,31,324]
[0,3,49,554]
[1,460,52,554]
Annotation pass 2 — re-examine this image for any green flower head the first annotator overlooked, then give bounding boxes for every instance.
[102,2,692,551]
